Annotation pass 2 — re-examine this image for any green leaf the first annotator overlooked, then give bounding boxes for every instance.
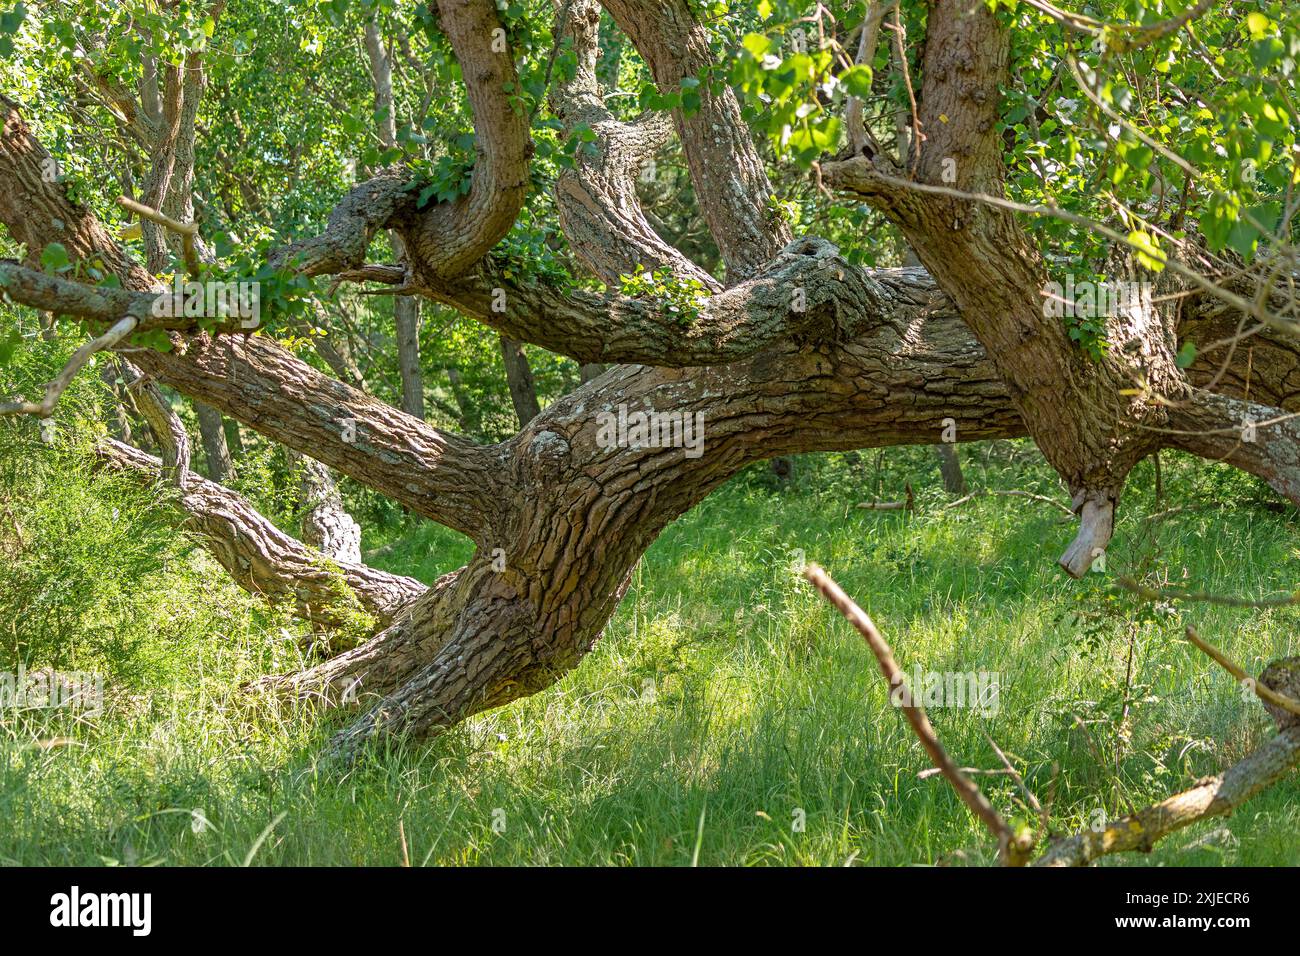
[839,65,873,99]
[1226,219,1260,259]
[1126,230,1166,272]
[0,326,21,367]
[0,3,26,34]
[39,242,70,273]
[742,33,774,60]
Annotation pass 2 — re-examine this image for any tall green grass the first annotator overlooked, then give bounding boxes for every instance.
[1,442,1297,865]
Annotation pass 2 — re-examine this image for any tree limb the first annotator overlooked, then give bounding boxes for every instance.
[1034,726,1300,866]
[549,0,719,289]
[97,438,425,631]
[600,0,792,281]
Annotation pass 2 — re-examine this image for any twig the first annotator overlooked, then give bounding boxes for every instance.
[825,171,1293,337]
[1184,626,1300,719]
[944,488,1074,517]
[918,766,1013,780]
[1021,0,1216,52]
[801,563,1032,865]
[117,195,200,276]
[0,316,138,418]
[983,732,1045,823]
[887,6,921,178]
[1116,576,1300,609]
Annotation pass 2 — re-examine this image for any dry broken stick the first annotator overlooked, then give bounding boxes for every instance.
[985,731,1047,834]
[803,563,1300,867]
[855,483,914,511]
[801,562,1034,866]
[944,488,1075,517]
[857,487,1073,515]
[1184,626,1300,723]
[117,195,201,276]
[0,316,137,418]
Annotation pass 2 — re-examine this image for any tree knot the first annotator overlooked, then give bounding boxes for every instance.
[779,236,840,260]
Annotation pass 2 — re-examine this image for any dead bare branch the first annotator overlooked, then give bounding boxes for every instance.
[801,562,1033,865]
[1184,626,1300,720]
[0,316,137,418]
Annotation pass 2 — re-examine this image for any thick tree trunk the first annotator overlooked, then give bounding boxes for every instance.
[7,0,1300,765]
[260,329,1031,756]
[824,0,1185,576]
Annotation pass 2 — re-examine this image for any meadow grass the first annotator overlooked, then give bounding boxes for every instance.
[2,443,1298,866]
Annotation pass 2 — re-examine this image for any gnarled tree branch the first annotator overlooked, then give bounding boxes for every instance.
[600,0,792,282]
[98,438,425,630]
[549,0,719,289]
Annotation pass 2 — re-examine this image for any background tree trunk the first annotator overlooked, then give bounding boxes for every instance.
[290,449,362,566]
[395,295,425,420]
[445,365,482,435]
[499,335,541,428]
[195,400,234,482]
[935,443,965,495]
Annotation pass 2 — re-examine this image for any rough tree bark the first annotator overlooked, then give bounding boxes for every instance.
[195,400,234,482]
[822,0,1188,576]
[99,439,422,630]
[289,449,363,566]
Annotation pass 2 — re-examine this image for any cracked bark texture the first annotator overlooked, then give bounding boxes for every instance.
[600,0,792,282]
[822,0,1189,575]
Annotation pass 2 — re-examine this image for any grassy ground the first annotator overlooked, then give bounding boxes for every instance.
[2,442,1298,866]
